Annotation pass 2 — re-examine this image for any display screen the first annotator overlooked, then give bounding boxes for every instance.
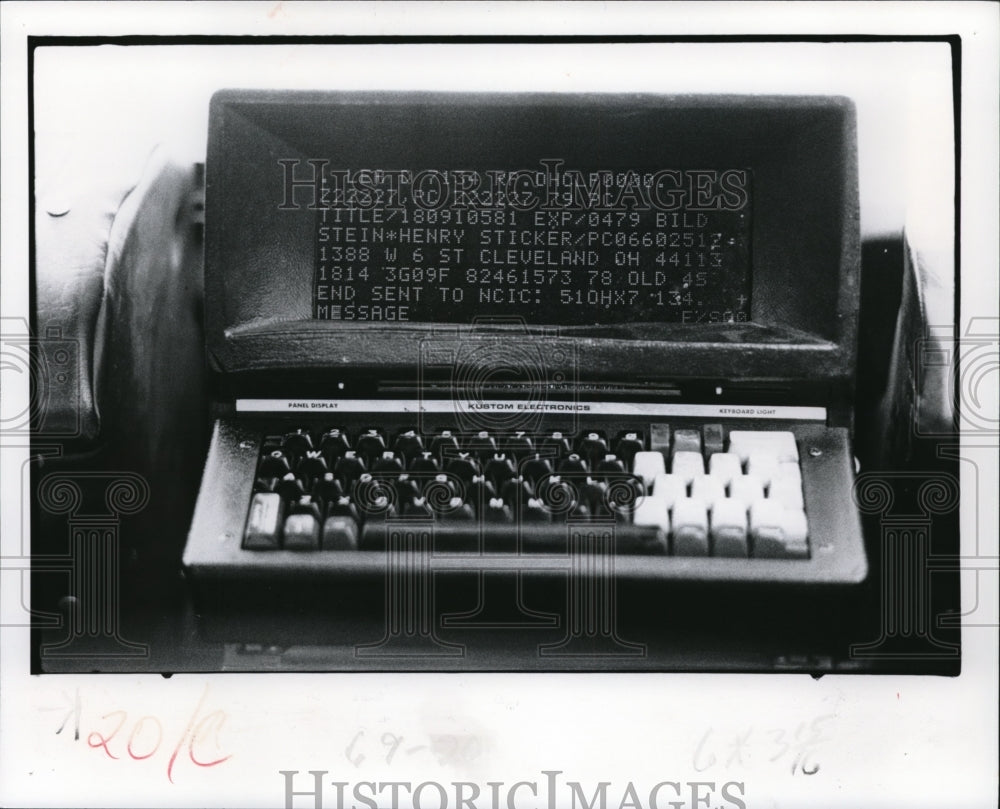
[311,163,752,325]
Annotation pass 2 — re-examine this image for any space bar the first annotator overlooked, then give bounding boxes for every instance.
[360,522,667,554]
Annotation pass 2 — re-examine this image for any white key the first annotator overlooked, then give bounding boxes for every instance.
[746,453,779,488]
[632,451,666,487]
[729,475,764,509]
[691,475,726,511]
[750,500,809,558]
[650,473,686,508]
[711,498,749,557]
[632,495,670,534]
[708,452,742,487]
[672,496,709,556]
[768,477,804,510]
[773,460,802,486]
[728,431,798,464]
[671,450,704,485]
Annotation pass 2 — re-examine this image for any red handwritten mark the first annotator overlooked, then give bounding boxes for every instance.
[127,716,163,761]
[189,710,232,769]
[87,711,127,759]
[167,685,231,782]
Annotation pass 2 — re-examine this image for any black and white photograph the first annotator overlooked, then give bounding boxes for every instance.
[1,2,997,808]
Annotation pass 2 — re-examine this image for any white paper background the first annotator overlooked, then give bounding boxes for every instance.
[2,3,997,808]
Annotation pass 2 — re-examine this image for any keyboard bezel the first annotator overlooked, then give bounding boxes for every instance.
[183,415,867,586]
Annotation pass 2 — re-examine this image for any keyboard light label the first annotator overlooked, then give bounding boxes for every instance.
[235,399,827,421]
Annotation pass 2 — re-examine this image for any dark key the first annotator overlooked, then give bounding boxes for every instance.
[361,500,398,526]
[289,494,322,521]
[277,472,307,501]
[577,431,609,464]
[521,497,552,522]
[613,431,645,465]
[520,454,554,485]
[595,454,626,480]
[539,431,572,458]
[605,478,643,522]
[392,430,424,462]
[327,495,360,523]
[484,453,517,487]
[500,476,533,506]
[423,473,458,503]
[244,493,284,550]
[254,476,280,493]
[333,451,366,487]
[440,497,475,521]
[372,451,405,474]
[283,513,320,550]
[261,435,283,455]
[259,448,293,477]
[483,498,513,524]
[445,452,480,485]
[319,428,351,464]
[282,428,314,460]
[408,451,441,475]
[312,472,343,506]
[400,497,433,520]
[354,473,396,518]
[537,476,577,516]
[392,474,421,507]
[468,475,498,510]
[353,474,396,520]
[321,515,359,550]
[578,477,609,514]
[355,429,387,462]
[557,453,589,476]
[296,450,329,483]
[464,430,498,461]
[430,430,460,459]
[703,423,725,458]
[502,431,534,459]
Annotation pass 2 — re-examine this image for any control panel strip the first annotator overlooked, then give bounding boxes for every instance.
[235,399,827,420]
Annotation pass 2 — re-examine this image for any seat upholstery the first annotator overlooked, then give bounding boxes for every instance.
[33,140,209,631]
[874,233,955,468]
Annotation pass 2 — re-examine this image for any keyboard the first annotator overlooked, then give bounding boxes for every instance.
[245,423,812,559]
[183,413,867,650]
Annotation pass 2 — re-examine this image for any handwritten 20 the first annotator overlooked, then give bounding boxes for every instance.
[44,684,231,783]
